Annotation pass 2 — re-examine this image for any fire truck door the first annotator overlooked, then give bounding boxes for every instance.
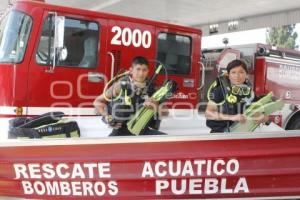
[27,12,109,115]
[155,28,200,109]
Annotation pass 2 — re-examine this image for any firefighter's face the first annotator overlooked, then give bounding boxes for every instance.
[130,64,149,83]
[228,65,247,85]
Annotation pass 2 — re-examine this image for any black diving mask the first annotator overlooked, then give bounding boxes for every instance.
[231,85,251,96]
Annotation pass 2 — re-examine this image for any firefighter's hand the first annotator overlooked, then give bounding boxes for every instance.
[109,121,122,129]
[252,112,269,124]
[144,98,159,111]
[232,114,247,123]
[103,115,122,128]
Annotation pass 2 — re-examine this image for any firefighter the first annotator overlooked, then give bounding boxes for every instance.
[94,56,168,136]
[205,59,269,133]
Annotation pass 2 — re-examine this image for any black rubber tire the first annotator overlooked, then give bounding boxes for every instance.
[287,117,300,130]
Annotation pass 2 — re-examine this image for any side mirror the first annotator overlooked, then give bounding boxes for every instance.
[54,16,65,49]
[47,15,65,73]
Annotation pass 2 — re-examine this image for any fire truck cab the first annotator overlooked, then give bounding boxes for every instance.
[0,0,201,137]
[1,1,299,136]
[201,43,300,130]
[0,0,201,121]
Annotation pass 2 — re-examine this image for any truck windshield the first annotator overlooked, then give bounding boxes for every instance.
[0,10,32,63]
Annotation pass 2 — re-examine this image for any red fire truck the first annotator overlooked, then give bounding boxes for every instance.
[201,43,300,130]
[1,1,298,132]
[1,1,300,200]
[0,0,201,118]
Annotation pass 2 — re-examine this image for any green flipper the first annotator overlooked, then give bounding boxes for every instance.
[230,92,284,132]
[127,80,177,135]
[244,92,273,115]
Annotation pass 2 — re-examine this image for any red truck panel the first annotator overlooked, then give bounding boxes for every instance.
[0,134,300,199]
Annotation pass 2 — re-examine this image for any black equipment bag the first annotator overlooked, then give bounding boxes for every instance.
[8,112,80,139]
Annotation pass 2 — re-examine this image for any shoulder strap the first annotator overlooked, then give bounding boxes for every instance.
[144,80,156,96]
[217,75,231,93]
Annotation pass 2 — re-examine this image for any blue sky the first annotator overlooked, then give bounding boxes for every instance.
[202,24,300,49]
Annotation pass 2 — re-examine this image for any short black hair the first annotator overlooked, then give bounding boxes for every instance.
[226,59,247,73]
[132,56,149,67]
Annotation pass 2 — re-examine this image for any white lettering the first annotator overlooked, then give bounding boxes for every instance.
[155,161,167,177]
[278,64,300,81]
[132,29,142,47]
[15,163,112,180]
[155,178,249,195]
[206,160,212,176]
[227,159,239,175]
[213,160,225,176]
[14,164,28,179]
[71,181,82,196]
[111,26,122,45]
[172,179,186,195]
[28,164,41,179]
[122,27,132,46]
[194,160,206,176]
[181,161,194,176]
[142,162,154,177]
[142,30,151,48]
[34,181,46,195]
[190,179,203,194]
[60,181,71,196]
[71,164,85,179]
[57,164,70,179]
[20,180,119,196]
[108,181,119,196]
[204,178,218,194]
[156,180,169,195]
[142,159,241,177]
[94,182,106,196]
[169,160,181,176]
[98,163,111,178]
[234,177,249,193]
[22,181,33,194]
[221,178,233,194]
[82,182,94,196]
[46,181,59,195]
[83,163,97,179]
[42,164,55,179]
[110,26,152,48]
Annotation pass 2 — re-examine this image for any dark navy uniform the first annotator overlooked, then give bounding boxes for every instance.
[107,76,165,136]
[206,84,254,133]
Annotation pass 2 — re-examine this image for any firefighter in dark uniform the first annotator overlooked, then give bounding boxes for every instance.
[94,56,168,136]
[205,59,269,133]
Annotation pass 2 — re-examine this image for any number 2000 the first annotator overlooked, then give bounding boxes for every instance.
[111,26,152,48]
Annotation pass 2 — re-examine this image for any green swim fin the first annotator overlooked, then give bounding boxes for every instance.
[230,92,284,132]
[127,80,177,135]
